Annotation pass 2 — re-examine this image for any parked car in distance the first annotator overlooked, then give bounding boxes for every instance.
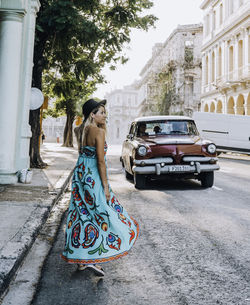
[121,115,220,189]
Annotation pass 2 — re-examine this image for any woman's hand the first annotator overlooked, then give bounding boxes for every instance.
[104,185,110,202]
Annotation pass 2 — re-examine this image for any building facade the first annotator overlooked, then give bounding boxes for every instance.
[105,85,138,144]
[200,0,250,115]
[0,0,40,183]
[42,116,66,143]
[136,24,203,117]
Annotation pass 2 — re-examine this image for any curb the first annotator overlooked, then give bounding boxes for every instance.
[0,169,74,298]
[218,154,250,162]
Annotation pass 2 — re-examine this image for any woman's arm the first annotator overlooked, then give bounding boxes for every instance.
[95,128,110,202]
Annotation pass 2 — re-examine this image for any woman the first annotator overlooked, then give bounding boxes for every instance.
[61,99,139,276]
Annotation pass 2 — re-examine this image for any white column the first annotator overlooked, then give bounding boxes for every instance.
[220,41,225,82]
[0,11,24,183]
[208,50,212,87]
[201,54,206,92]
[224,39,229,81]
[214,46,218,82]
[243,28,249,77]
[16,0,40,170]
[233,36,238,80]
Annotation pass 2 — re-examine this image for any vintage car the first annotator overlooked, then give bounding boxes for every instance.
[121,115,220,189]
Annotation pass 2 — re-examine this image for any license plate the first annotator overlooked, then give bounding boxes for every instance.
[168,165,189,172]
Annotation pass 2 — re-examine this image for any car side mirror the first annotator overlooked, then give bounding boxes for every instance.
[127,134,133,140]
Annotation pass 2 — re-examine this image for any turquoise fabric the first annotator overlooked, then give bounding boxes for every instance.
[61,145,139,264]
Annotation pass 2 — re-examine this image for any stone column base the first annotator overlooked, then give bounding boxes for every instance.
[0,173,18,184]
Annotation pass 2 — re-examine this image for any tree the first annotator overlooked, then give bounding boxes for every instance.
[30,0,157,167]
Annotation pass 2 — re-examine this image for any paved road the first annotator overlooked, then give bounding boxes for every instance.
[31,156,250,305]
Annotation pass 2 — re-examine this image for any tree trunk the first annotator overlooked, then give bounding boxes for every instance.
[29,36,47,168]
[63,110,75,147]
[29,108,47,168]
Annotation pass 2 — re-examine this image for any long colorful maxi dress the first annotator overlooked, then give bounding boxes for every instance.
[61,144,139,264]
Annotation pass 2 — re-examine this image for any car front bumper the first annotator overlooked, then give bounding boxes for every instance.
[132,157,220,175]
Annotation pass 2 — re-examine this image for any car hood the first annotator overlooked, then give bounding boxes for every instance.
[141,135,201,145]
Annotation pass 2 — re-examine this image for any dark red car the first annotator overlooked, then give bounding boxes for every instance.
[121,115,220,189]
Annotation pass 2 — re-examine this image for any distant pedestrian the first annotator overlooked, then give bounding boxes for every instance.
[41,133,45,143]
[61,99,139,276]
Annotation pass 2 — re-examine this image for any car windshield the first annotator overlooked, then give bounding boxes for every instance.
[136,120,199,136]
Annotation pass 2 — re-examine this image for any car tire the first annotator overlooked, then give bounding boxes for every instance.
[200,172,214,188]
[134,173,146,189]
[125,170,133,180]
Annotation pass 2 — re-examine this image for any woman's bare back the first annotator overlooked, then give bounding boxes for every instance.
[82,126,102,148]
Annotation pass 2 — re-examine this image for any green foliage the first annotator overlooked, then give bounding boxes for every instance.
[183,46,194,69]
[150,62,178,115]
[34,0,157,118]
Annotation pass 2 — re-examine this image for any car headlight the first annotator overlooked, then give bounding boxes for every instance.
[137,145,147,156]
[207,143,216,154]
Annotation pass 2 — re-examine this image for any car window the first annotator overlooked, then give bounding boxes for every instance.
[136,122,150,136]
[136,120,199,136]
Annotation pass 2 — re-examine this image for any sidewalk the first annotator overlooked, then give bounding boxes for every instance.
[0,143,78,298]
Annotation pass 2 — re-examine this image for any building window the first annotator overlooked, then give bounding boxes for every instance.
[212,10,216,30]
[218,47,222,77]
[212,51,215,82]
[236,94,245,115]
[247,93,250,115]
[227,96,235,114]
[238,40,243,77]
[217,100,223,113]
[184,41,194,65]
[229,0,234,15]
[205,56,209,85]
[219,3,223,25]
[229,46,234,80]
[206,14,210,36]
[210,102,215,113]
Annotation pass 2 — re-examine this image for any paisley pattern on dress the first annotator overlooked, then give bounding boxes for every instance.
[61,145,139,264]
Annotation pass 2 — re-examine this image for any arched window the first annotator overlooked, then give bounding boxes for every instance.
[248,35,250,65]
[238,40,243,77]
[247,93,250,116]
[229,46,234,80]
[227,97,235,114]
[216,100,223,113]
[204,104,209,112]
[210,102,215,113]
[236,94,245,115]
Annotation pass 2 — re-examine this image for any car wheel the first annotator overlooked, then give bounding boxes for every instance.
[134,173,146,189]
[200,172,214,188]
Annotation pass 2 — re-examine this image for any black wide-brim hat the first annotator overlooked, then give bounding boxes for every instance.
[82,99,106,120]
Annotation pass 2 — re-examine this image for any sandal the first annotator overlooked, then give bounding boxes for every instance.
[77,264,87,271]
[87,264,105,276]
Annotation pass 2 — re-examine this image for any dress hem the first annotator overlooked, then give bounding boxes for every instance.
[61,217,139,265]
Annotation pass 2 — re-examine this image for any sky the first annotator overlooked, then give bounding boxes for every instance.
[95,0,203,98]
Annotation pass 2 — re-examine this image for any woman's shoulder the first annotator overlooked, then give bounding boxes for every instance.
[88,126,105,136]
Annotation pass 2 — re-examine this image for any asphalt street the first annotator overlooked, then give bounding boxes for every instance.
[22,156,250,305]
